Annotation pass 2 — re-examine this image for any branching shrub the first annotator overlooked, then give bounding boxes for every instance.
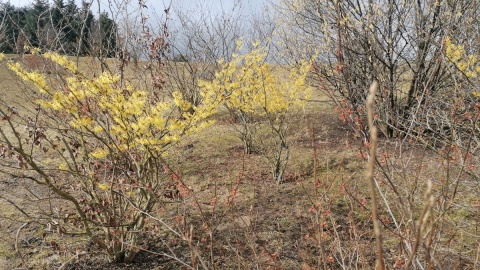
[0,51,215,263]
[277,0,480,144]
[199,41,312,182]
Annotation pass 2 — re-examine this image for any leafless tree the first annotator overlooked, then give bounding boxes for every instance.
[276,0,479,140]
[274,1,480,268]
[163,1,247,111]
[0,3,7,49]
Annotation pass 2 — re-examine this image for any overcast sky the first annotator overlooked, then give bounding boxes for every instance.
[8,0,271,17]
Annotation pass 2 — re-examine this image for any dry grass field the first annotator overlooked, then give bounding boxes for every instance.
[0,55,478,269]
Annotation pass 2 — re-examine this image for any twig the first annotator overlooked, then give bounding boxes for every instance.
[57,251,87,270]
[15,222,29,267]
[403,180,434,269]
[366,81,385,270]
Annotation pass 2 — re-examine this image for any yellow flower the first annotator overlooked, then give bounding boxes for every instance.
[8,50,214,161]
[445,37,480,79]
[92,125,103,133]
[58,163,68,170]
[7,62,49,93]
[199,43,310,117]
[97,183,110,191]
[30,47,41,55]
[91,148,109,159]
[44,52,77,72]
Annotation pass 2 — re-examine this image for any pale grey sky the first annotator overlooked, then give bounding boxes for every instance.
[8,0,271,17]
[7,0,273,39]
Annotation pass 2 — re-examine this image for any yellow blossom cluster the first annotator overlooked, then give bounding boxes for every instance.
[43,52,77,73]
[8,62,50,93]
[199,42,312,118]
[445,37,480,79]
[8,52,214,158]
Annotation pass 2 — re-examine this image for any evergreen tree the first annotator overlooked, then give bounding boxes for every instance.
[0,3,14,52]
[77,1,94,55]
[24,0,49,47]
[98,12,116,57]
[1,1,117,56]
[63,0,78,54]
[51,0,64,29]
[0,4,28,53]
[48,0,66,52]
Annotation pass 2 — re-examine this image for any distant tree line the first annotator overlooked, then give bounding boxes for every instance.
[0,0,117,57]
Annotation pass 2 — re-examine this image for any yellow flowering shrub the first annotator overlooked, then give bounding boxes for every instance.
[200,42,312,182]
[8,53,214,155]
[445,37,480,81]
[3,51,215,263]
[200,42,311,117]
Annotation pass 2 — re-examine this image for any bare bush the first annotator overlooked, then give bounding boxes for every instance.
[276,0,480,141]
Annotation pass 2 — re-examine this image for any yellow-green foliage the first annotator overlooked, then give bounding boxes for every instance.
[6,51,215,156]
[199,41,312,118]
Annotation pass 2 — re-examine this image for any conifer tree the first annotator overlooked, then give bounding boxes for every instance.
[24,0,48,47]
[98,11,116,57]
